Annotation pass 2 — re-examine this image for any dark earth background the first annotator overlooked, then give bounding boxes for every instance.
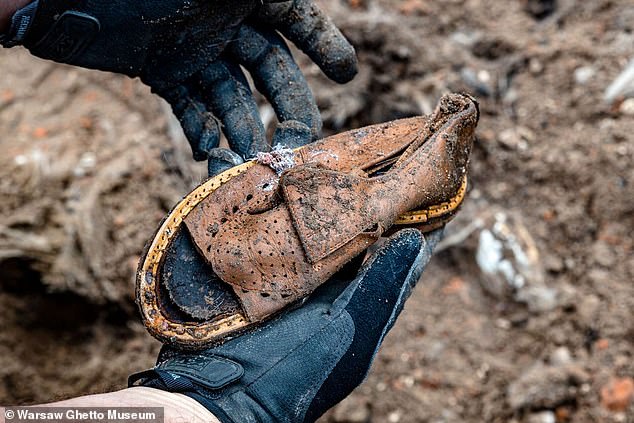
[0,0,632,422]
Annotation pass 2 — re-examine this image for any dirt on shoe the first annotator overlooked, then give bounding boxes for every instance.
[137,94,477,349]
[0,0,632,421]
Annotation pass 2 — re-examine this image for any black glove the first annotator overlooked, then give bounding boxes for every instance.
[129,228,442,423]
[1,0,357,167]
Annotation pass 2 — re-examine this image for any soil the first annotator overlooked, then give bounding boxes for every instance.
[0,0,632,422]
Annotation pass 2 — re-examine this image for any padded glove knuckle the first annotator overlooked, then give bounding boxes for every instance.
[28,11,100,62]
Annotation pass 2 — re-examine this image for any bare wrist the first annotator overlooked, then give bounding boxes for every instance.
[0,0,33,33]
[45,387,221,423]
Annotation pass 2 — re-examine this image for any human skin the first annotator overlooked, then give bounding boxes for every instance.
[0,0,32,32]
[1,388,220,423]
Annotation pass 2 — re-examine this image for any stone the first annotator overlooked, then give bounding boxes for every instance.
[601,377,634,412]
[592,241,616,267]
[508,362,589,410]
[620,98,634,116]
[526,411,556,423]
[332,396,371,422]
[550,347,572,366]
[574,66,596,85]
[577,294,601,326]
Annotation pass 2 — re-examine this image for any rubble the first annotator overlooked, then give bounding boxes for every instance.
[507,360,589,410]
[605,59,634,103]
[600,377,634,412]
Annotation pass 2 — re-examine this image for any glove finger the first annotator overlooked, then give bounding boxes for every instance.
[333,228,442,329]
[259,0,358,84]
[227,24,321,139]
[157,85,221,161]
[195,59,269,159]
[207,147,245,177]
[302,228,441,421]
[272,120,313,149]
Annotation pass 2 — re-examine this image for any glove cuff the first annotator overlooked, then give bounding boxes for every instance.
[0,1,38,47]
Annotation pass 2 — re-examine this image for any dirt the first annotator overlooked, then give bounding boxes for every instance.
[0,0,632,422]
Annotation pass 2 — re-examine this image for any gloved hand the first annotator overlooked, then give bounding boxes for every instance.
[1,0,357,169]
[129,228,442,423]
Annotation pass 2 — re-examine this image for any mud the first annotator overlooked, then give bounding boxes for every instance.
[0,0,632,421]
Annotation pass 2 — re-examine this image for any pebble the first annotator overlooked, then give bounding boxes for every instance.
[331,396,371,423]
[516,286,558,313]
[577,294,601,326]
[451,30,479,47]
[574,66,596,85]
[592,241,616,267]
[388,411,402,423]
[526,411,556,423]
[461,67,493,97]
[601,377,634,412]
[605,59,634,103]
[544,253,564,273]
[497,127,533,151]
[614,6,634,32]
[619,98,634,115]
[588,268,610,286]
[529,58,544,75]
[550,347,572,366]
[508,361,589,410]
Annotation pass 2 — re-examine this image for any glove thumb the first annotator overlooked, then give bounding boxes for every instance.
[304,228,442,421]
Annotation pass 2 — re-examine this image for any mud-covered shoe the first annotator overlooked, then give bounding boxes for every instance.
[136,93,479,349]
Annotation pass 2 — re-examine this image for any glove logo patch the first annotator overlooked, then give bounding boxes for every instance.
[32,11,100,62]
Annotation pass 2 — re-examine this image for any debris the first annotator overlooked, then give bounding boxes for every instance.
[33,127,49,139]
[461,67,494,97]
[521,0,557,20]
[605,59,634,103]
[549,347,572,366]
[442,276,466,295]
[577,294,601,327]
[592,240,616,267]
[450,31,480,48]
[255,145,296,175]
[331,396,371,422]
[515,286,558,313]
[474,210,555,312]
[387,411,402,423]
[497,127,534,151]
[529,58,544,75]
[600,377,634,412]
[508,361,588,410]
[471,37,516,60]
[619,98,634,116]
[73,152,97,177]
[595,339,609,351]
[574,66,595,85]
[554,406,572,422]
[438,203,557,313]
[526,411,556,423]
[397,0,429,16]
